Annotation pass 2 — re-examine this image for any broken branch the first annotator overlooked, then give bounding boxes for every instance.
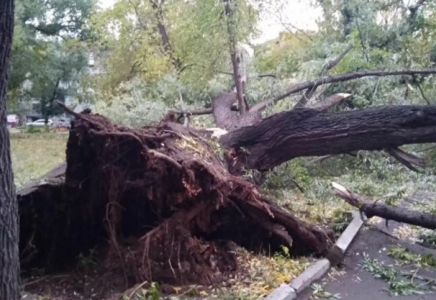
[294,45,353,109]
[332,182,436,230]
[250,68,436,112]
[310,93,352,111]
[385,147,425,172]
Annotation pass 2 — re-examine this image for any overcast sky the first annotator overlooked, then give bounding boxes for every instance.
[98,0,321,44]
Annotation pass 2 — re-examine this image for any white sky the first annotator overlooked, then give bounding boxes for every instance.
[98,0,321,44]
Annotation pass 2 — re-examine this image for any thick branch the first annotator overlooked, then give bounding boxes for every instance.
[221,105,436,171]
[333,182,436,230]
[385,147,425,172]
[250,68,436,113]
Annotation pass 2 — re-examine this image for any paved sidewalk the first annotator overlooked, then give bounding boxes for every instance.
[298,190,436,300]
[299,227,436,300]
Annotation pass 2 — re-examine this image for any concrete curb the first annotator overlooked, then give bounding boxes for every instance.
[326,211,364,266]
[264,211,364,300]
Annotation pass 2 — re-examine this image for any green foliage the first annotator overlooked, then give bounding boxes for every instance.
[92,0,260,94]
[93,78,169,127]
[418,230,436,248]
[119,283,161,300]
[361,253,436,296]
[24,125,46,134]
[9,0,95,117]
[389,246,436,267]
[311,283,341,299]
[254,31,310,75]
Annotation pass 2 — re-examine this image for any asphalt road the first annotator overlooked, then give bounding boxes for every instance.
[298,190,436,300]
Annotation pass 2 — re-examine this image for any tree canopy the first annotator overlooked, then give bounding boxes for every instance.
[8,0,95,118]
[8,0,436,123]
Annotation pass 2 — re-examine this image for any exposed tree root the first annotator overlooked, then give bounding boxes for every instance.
[19,112,332,288]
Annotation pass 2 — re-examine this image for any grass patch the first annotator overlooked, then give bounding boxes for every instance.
[10,133,67,188]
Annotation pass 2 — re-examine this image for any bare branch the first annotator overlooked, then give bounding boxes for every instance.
[320,45,354,76]
[385,147,425,172]
[280,21,314,42]
[250,68,436,113]
[168,104,239,117]
[168,108,213,116]
[416,82,431,105]
[310,93,352,111]
[128,0,147,30]
[271,8,314,42]
[411,75,431,104]
[332,182,436,230]
[294,45,353,109]
[408,0,427,18]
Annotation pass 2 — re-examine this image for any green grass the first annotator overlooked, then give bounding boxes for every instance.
[10,133,67,188]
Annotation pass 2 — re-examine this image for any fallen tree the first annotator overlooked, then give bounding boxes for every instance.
[333,182,436,230]
[20,101,436,289]
[18,48,436,295]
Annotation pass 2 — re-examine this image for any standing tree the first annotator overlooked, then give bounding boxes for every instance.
[7,0,94,119]
[0,0,20,299]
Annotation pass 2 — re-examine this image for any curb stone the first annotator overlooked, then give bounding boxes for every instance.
[264,210,364,299]
[289,259,330,293]
[264,283,297,300]
[326,211,364,266]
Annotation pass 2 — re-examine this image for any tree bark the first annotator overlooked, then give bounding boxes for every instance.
[224,0,246,114]
[220,105,436,171]
[333,182,436,230]
[149,0,181,70]
[0,0,20,299]
[211,92,261,130]
[44,78,61,124]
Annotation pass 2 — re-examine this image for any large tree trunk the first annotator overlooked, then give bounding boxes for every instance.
[0,0,20,299]
[221,105,436,171]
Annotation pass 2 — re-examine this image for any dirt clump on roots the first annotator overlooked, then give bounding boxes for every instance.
[19,111,333,298]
